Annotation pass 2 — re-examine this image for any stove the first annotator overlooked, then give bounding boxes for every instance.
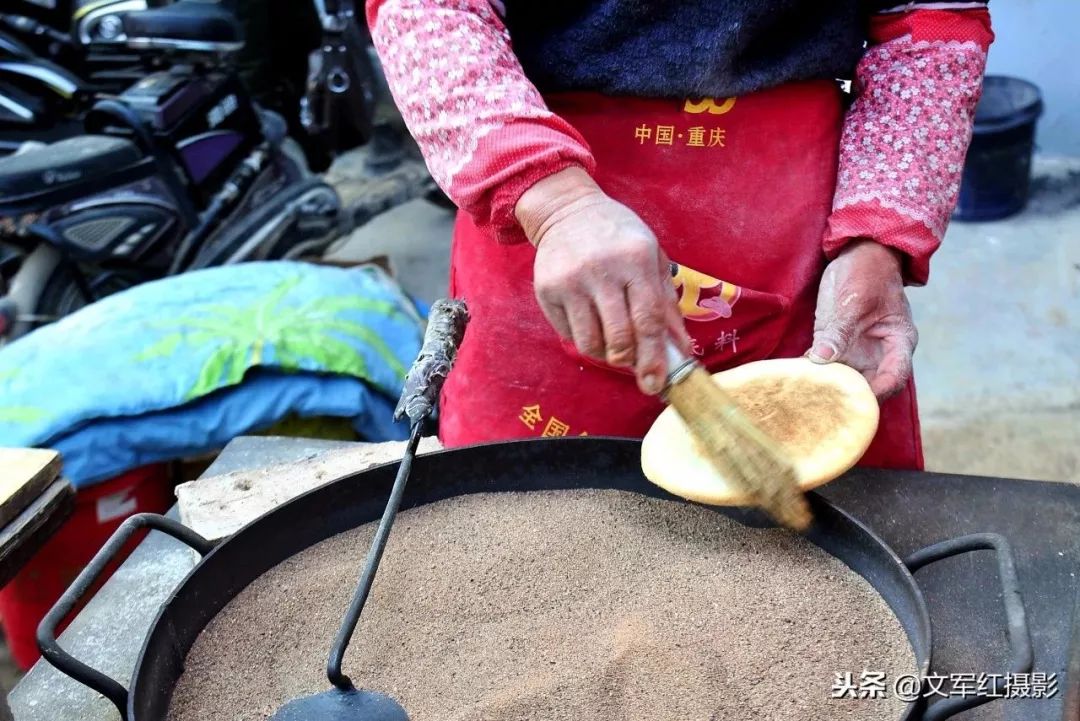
[8,437,1079,721]
[823,468,1080,721]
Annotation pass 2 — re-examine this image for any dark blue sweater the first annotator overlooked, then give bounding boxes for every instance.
[501,0,944,99]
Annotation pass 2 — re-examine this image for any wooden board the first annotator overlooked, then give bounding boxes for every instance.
[0,479,75,588]
[0,448,61,528]
[176,437,443,541]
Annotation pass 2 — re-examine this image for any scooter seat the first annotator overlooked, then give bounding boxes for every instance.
[123,0,243,52]
[0,135,141,199]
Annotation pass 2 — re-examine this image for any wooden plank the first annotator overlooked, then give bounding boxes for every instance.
[0,448,61,528]
[176,437,442,541]
[0,479,75,588]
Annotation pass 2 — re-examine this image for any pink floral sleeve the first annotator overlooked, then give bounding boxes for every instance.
[824,8,994,285]
[366,0,596,243]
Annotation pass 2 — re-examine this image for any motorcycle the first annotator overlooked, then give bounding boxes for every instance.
[0,0,440,341]
[0,0,345,339]
[4,0,158,87]
[0,16,93,156]
[1,0,382,169]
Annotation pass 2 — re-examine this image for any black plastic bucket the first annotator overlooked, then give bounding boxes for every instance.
[954,76,1043,221]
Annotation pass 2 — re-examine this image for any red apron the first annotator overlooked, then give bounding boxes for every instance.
[441,81,923,470]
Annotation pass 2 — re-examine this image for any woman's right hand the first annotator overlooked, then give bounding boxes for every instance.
[516,168,690,396]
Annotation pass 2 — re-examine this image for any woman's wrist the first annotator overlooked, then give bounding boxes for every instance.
[838,238,904,278]
[515,166,604,247]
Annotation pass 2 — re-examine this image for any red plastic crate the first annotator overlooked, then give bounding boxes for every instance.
[0,464,172,670]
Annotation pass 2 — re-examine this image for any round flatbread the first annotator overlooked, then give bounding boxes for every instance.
[641,357,880,506]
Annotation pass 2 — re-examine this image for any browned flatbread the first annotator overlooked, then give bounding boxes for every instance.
[641,358,880,506]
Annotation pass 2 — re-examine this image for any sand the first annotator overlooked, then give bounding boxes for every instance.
[166,489,915,721]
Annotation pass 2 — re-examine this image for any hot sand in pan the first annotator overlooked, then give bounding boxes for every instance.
[167,489,914,721]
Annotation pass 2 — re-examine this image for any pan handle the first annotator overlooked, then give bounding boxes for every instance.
[393,298,469,425]
[36,513,214,721]
[904,533,1034,721]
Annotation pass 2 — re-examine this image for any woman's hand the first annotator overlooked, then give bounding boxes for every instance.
[808,240,918,401]
[516,168,690,396]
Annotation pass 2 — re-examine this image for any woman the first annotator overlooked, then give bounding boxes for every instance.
[366,0,993,468]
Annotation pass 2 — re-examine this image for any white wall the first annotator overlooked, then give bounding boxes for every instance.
[985,0,1080,156]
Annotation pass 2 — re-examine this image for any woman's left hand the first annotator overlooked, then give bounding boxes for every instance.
[808,240,918,401]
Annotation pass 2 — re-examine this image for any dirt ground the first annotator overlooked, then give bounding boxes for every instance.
[911,157,1080,484]
[922,409,1079,482]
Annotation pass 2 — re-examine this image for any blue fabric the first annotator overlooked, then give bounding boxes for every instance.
[411,295,431,320]
[49,370,403,486]
[0,261,425,487]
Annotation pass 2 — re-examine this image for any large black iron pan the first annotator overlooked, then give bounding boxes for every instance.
[38,439,1031,721]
